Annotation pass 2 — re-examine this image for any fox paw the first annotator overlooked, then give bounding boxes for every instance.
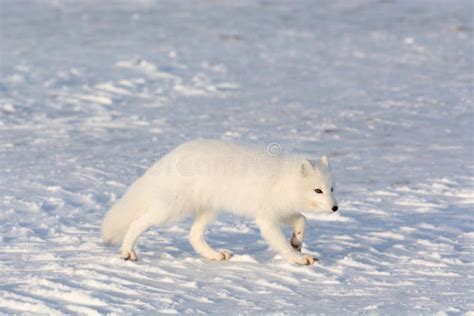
[292,254,319,265]
[211,251,232,261]
[120,250,137,261]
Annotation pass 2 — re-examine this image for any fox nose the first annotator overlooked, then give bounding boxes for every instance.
[332,206,338,212]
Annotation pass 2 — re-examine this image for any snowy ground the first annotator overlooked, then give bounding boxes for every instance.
[1,0,473,314]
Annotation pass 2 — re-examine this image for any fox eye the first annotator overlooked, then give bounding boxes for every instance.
[331,187,334,192]
[314,189,323,194]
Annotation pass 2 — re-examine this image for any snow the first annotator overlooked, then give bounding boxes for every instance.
[1,0,473,314]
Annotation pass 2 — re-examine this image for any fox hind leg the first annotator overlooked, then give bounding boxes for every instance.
[189,211,232,261]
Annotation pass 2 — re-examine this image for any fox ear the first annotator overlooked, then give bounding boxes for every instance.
[320,156,330,169]
[299,159,314,177]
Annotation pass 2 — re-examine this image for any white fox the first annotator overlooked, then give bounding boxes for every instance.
[101,139,338,265]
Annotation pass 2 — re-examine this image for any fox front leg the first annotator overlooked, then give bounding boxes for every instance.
[256,216,317,265]
[282,213,306,252]
[120,212,156,261]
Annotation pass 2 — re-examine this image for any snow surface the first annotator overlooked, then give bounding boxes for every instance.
[1,0,473,314]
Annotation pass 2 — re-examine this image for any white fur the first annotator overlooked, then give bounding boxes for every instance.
[101,139,338,265]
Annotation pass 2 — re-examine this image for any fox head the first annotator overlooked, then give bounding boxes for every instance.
[296,156,338,213]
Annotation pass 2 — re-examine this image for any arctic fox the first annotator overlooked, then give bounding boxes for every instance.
[101,139,338,265]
